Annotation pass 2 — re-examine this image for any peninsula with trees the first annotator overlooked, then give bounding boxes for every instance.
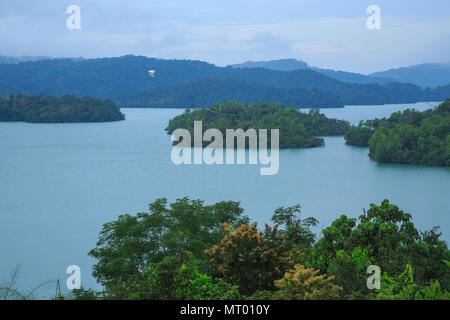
[345,99,450,166]
[166,101,350,148]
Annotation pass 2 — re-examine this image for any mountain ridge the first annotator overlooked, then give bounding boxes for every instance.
[0,55,449,108]
[369,63,450,89]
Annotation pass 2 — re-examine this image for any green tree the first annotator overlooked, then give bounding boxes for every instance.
[346,99,450,166]
[205,222,292,296]
[271,204,318,249]
[310,199,450,297]
[0,94,125,123]
[273,264,342,300]
[376,264,450,300]
[88,197,248,297]
[166,101,350,149]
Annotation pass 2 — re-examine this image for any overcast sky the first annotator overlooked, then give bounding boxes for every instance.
[1,0,449,74]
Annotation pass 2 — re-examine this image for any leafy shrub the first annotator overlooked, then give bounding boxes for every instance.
[206,222,292,295]
[273,264,342,300]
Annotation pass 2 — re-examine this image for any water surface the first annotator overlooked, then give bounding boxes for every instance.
[0,102,448,297]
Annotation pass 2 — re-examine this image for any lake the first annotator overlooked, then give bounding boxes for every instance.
[0,102,449,298]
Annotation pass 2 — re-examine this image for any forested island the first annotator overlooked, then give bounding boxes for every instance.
[55,197,449,300]
[0,94,125,123]
[166,101,350,148]
[345,99,450,166]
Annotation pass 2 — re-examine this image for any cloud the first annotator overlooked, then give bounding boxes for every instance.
[245,32,298,60]
[0,0,449,72]
[412,34,450,64]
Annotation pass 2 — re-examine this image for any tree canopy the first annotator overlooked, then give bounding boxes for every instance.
[345,99,450,166]
[116,78,344,109]
[0,94,125,123]
[1,55,449,106]
[166,101,350,148]
[84,197,449,300]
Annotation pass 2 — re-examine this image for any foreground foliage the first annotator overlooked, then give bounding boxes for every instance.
[273,264,342,300]
[88,197,248,297]
[206,222,292,295]
[80,197,449,300]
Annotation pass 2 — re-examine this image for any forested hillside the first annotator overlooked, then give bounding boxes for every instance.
[0,55,448,108]
[116,79,344,109]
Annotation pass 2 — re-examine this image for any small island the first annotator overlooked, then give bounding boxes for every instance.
[345,99,450,166]
[0,94,125,123]
[166,101,350,148]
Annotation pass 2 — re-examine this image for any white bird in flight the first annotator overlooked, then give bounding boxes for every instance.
[148,70,156,78]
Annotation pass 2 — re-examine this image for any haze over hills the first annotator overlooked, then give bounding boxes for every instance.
[231,59,309,71]
[0,55,56,64]
[0,55,449,108]
[0,55,84,64]
[309,67,394,85]
[230,59,395,85]
[231,59,450,89]
[369,63,450,89]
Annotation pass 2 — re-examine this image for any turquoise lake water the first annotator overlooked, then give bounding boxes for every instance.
[0,102,449,298]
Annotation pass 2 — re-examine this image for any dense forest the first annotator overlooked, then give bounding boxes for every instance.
[0,94,125,123]
[345,99,450,166]
[65,197,449,300]
[1,55,449,107]
[116,79,344,109]
[165,101,350,148]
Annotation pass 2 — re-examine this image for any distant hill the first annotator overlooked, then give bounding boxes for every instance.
[235,59,450,89]
[231,59,309,71]
[0,55,448,107]
[310,67,394,85]
[117,75,450,108]
[231,58,395,85]
[428,85,450,101]
[0,56,220,98]
[0,80,13,95]
[370,63,450,88]
[116,78,344,109]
